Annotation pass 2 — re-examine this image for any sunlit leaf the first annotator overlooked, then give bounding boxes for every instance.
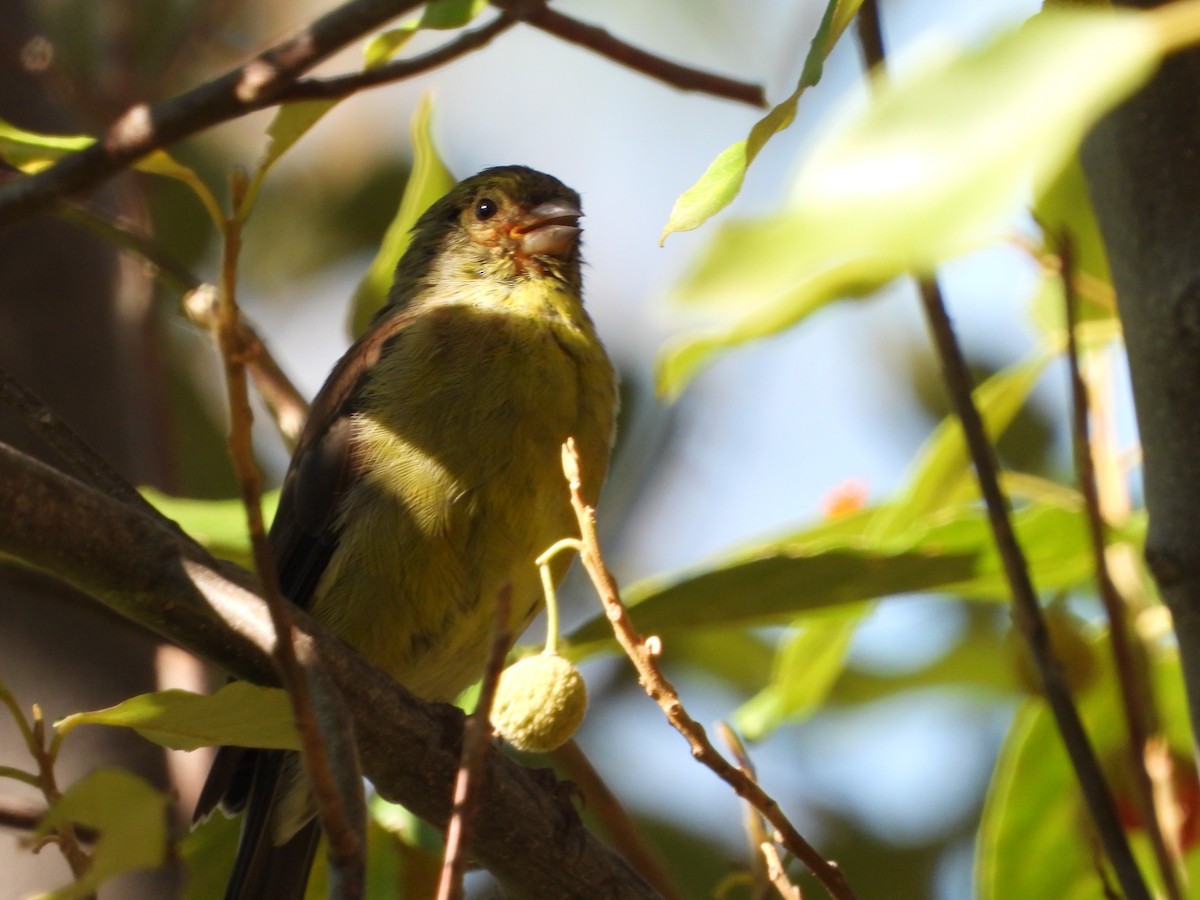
[566,501,1131,653]
[977,644,1194,899]
[0,119,91,171]
[181,810,240,900]
[38,769,169,899]
[239,100,340,222]
[348,94,455,335]
[660,0,856,241]
[734,604,869,740]
[59,682,298,751]
[364,0,487,68]
[868,352,1053,540]
[658,8,1160,396]
[0,118,224,226]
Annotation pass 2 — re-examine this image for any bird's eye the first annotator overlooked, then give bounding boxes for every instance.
[474,198,499,221]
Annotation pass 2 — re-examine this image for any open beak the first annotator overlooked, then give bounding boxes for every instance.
[513,198,582,258]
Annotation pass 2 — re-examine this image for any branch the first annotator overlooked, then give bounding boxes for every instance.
[1062,237,1182,899]
[211,175,364,897]
[561,439,858,900]
[277,12,519,102]
[0,0,425,230]
[435,586,510,900]
[1080,0,1200,796]
[492,1,765,108]
[0,441,659,900]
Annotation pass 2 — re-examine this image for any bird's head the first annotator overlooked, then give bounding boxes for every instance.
[403,166,584,290]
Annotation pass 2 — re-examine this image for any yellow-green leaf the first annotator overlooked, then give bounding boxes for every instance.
[364,0,488,68]
[660,0,856,242]
[734,605,868,740]
[140,487,279,568]
[348,94,455,335]
[658,8,1161,397]
[0,118,224,227]
[238,100,339,222]
[38,769,169,899]
[59,682,298,751]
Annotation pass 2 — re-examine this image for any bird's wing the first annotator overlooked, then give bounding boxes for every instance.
[270,308,415,610]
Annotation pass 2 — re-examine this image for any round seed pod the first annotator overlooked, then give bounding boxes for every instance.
[492,654,588,753]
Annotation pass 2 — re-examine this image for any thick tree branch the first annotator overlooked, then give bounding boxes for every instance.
[0,441,658,900]
[1080,2,1200,750]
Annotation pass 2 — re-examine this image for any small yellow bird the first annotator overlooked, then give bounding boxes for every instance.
[196,166,617,899]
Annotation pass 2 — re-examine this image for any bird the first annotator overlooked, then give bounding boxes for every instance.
[194,165,618,899]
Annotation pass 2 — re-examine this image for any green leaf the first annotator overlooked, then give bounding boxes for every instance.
[658,7,1160,397]
[976,644,1194,899]
[734,604,869,740]
[0,117,225,227]
[38,769,169,899]
[59,682,298,751]
[868,352,1053,540]
[660,0,857,242]
[139,488,279,568]
[239,100,340,222]
[181,809,240,900]
[364,0,487,68]
[565,500,1119,654]
[0,119,91,171]
[348,94,455,335]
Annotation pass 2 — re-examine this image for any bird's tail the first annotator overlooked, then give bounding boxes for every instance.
[197,747,322,900]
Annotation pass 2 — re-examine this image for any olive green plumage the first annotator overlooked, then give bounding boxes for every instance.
[197,166,617,900]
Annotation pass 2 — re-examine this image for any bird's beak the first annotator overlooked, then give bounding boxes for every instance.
[513,198,582,258]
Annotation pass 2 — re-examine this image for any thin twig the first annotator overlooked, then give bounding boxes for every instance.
[211,174,363,897]
[492,0,766,108]
[278,12,518,102]
[0,798,98,844]
[761,839,803,900]
[436,586,512,900]
[561,438,858,900]
[0,171,309,446]
[1062,236,1182,898]
[853,5,1149,898]
[552,740,686,900]
[717,723,774,900]
[182,285,309,447]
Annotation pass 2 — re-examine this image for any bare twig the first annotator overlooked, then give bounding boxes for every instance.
[1062,237,1182,898]
[492,1,766,108]
[561,439,857,900]
[552,740,685,900]
[0,798,97,845]
[211,174,363,897]
[182,285,309,447]
[717,723,774,899]
[436,586,513,900]
[2,170,309,448]
[853,4,1149,898]
[761,840,803,900]
[278,12,519,102]
[0,688,90,880]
